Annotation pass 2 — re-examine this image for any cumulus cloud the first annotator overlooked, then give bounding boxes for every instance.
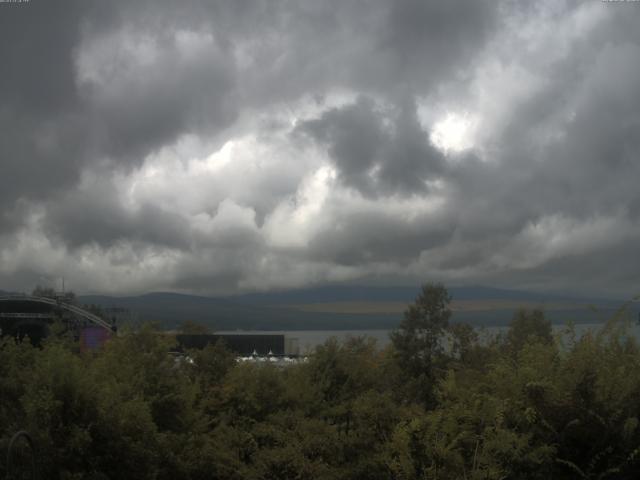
[0,0,639,297]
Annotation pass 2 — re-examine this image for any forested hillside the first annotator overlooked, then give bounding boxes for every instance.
[2,285,640,479]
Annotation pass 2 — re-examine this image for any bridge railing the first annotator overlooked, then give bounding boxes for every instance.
[0,295,113,332]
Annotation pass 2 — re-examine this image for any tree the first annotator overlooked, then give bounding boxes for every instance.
[448,322,480,365]
[390,283,451,406]
[179,320,211,335]
[506,308,552,353]
[191,339,236,387]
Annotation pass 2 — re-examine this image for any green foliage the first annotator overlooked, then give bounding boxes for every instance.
[390,283,452,406]
[179,320,211,335]
[2,287,640,479]
[506,308,553,352]
[190,339,237,388]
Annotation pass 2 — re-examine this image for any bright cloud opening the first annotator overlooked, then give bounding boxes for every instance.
[429,112,477,154]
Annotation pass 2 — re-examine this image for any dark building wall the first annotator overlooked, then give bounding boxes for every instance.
[1,321,49,346]
[0,300,52,314]
[176,334,285,356]
[0,300,55,345]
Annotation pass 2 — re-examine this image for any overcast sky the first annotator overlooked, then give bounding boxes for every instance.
[1,0,639,297]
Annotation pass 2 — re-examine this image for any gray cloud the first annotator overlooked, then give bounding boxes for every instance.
[1,0,640,297]
[45,191,191,251]
[375,0,498,90]
[0,0,240,216]
[0,0,87,212]
[307,207,455,267]
[297,96,445,196]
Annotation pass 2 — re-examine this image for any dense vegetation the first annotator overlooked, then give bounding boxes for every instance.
[2,284,640,479]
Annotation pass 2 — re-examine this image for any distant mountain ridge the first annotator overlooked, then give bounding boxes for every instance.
[230,285,606,304]
[76,285,629,331]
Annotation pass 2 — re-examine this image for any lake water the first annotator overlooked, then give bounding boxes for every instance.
[217,321,640,354]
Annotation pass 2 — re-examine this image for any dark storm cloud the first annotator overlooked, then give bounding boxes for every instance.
[376,0,498,89]
[0,0,240,222]
[2,0,640,296]
[468,31,640,226]
[288,1,640,297]
[297,96,445,196]
[44,184,191,251]
[76,24,238,165]
[0,0,496,241]
[0,1,90,210]
[231,0,500,104]
[307,207,455,266]
[0,1,85,114]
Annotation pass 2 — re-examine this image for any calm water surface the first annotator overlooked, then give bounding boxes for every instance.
[217,322,640,354]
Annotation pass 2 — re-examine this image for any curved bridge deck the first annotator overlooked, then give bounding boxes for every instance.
[0,295,113,331]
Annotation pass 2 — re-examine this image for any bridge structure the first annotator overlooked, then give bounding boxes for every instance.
[0,294,114,344]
